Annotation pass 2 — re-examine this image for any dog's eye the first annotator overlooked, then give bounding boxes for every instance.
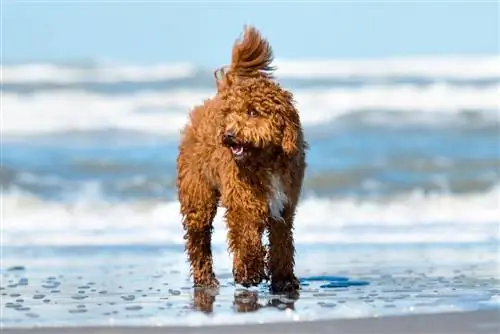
[249,110,257,118]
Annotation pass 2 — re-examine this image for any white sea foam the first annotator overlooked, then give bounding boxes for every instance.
[2,56,499,84]
[274,55,500,79]
[3,84,499,137]
[2,186,499,247]
[1,62,197,84]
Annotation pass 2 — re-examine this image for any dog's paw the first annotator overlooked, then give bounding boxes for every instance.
[234,268,268,288]
[270,275,300,294]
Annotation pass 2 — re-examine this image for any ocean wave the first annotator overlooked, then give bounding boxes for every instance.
[3,84,499,137]
[2,161,498,203]
[1,62,197,84]
[273,55,500,79]
[2,56,499,85]
[2,187,499,247]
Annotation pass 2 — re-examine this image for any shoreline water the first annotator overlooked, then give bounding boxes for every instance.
[2,245,498,330]
[2,310,499,334]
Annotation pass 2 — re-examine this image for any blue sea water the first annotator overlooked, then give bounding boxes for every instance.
[1,57,499,327]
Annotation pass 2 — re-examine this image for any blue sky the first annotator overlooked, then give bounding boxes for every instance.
[3,1,499,66]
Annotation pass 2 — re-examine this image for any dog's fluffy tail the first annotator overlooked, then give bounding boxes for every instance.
[229,26,275,78]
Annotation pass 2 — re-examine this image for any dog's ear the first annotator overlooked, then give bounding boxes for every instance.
[214,66,231,92]
[282,120,299,156]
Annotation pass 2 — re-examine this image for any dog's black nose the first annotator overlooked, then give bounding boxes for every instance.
[223,130,236,146]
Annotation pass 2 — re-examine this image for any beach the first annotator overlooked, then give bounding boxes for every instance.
[2,56,499,331]
[2,310,499,334]
[2,243,499,332]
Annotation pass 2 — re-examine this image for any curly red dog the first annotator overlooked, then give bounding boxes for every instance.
[176,26,307,293]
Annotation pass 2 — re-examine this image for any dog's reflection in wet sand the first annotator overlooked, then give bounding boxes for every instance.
[233,289,298,313]
[192,287,299,314]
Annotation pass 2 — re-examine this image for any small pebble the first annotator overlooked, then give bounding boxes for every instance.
[168,289,181,296]
[125,306,143,311]
[42,284,58,289]
[121,295,135,301]
[71,295,87,300]
[68,309,87,314]
[15,307,30,311]
[7,266,25,272]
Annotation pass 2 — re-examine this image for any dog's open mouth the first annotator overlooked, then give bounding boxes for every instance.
[222,132,249,160]
[230,145,244,156]
[230,144,245,158]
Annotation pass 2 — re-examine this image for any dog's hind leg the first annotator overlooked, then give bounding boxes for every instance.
[177,168,219,288]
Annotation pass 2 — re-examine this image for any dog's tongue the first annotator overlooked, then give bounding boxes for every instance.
[231,145,244,156]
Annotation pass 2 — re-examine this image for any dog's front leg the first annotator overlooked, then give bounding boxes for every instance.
[182,209,219,288]
[178,173,219,288]
[267,204,300,294]
[225,204,268,288]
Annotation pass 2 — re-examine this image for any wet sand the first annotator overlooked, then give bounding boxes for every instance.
[3,246,499,332]
[2,309,499,334]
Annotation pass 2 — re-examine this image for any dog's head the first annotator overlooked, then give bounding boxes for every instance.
[216,26,301,163]
[219,79,300,162]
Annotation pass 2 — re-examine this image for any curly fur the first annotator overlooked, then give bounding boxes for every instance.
[176,26,307,293]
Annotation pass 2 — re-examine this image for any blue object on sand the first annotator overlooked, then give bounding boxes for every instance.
[347,280,370,286]
[320,281,351,288]
[299,275,369,288]
[319,280,370,288]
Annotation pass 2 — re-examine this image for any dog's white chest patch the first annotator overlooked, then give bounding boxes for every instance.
[268,174,288,220]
